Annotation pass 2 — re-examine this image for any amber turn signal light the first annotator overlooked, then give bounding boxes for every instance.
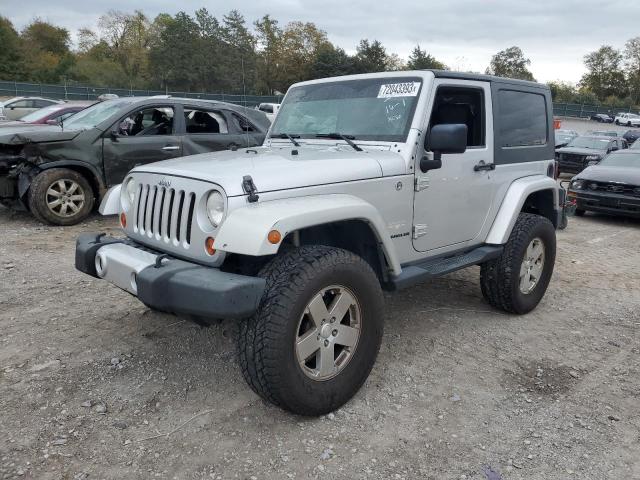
[267,230,282,244]
[205,237,216,255]
[120,212,127,228]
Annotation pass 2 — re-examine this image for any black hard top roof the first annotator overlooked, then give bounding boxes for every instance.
[428,70,547,90]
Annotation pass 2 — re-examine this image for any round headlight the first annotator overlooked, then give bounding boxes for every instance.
[206,190,225,227]
[125,178,137,204]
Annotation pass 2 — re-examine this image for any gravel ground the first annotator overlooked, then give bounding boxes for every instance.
[1,200,640,479]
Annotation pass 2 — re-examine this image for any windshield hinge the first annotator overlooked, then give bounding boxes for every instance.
[242,175,259,203]
[414,176,430,192]
[413,224,428,239]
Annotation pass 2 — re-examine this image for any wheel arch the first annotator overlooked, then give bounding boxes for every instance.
[215,194,402,277]
[486,176,559,245]
[38,161,106,201]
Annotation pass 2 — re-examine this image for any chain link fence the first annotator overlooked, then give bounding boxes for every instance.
[553,103,639,118]
[3,80,639,117]
[0,80,283,107]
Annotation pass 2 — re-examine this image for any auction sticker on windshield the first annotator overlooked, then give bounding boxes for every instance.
[377,82,421,98]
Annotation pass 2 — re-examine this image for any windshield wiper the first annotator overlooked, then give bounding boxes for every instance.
[315,133,363,152]
[273,133,301,147]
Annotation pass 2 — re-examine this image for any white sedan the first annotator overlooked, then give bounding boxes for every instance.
[0,97,63,121]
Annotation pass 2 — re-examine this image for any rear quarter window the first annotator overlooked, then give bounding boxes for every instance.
[498,90,548,147]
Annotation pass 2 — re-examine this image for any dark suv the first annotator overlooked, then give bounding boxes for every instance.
[556,135,627,174]
[0,97,270,225]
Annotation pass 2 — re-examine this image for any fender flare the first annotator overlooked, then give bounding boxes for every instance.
[215,194,402,275]
[17,160,106,200]
[98,184,122,215]
[485,175,559,245]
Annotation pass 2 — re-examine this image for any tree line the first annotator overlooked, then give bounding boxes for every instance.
[0,9,444,95]
[0,9,638,108]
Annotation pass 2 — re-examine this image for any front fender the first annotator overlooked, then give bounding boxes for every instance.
[215,194,402,275]
[99,184,121,215]
[486,175,559,245]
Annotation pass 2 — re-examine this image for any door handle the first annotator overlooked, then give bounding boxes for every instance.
[162,145,180,151]
[474,161,495,172]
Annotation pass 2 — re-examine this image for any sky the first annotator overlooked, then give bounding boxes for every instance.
[3,0,638,84]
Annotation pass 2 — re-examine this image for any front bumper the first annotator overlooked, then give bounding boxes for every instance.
[76,233,266,320]
[567,190,640,217]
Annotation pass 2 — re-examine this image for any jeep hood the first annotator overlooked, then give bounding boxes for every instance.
[575,165,640,185]
[0,125,81,144]
[133,146,404,197]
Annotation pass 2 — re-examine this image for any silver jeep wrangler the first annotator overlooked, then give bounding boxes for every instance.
[76,71,562,416]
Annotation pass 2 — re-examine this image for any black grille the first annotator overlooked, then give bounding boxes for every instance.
[585,181,640,196]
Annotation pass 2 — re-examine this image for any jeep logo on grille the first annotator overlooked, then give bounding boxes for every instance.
[607,185,623,192]
[158,179,171,188]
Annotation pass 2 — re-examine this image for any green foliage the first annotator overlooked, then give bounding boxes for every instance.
[0,17,25,80]
[486,46,535,81]
[407,46,447,70]
[354,39,388,73]
[580,45,627,101]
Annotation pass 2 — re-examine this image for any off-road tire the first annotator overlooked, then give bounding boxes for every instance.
[574,208,586,217]
[28,168,94,226]
[238,245,384,416]
[480,213,556,314]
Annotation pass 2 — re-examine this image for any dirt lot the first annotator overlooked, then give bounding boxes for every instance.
[1,205,639,480]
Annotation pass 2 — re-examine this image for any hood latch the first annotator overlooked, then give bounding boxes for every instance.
[242,175,260,203]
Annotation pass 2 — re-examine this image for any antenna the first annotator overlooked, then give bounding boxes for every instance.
[241,56,250,148]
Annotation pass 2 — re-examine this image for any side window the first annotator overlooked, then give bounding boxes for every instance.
[117,107,175,136]
[184,108,228,134]
[10,100,31,108]
[232,113,258,133]
[429,86,485,147]
[34,99,53,108]
[56,112,76,122]
[497,90,547,147]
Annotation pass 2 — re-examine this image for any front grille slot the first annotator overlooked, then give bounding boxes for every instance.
[132,182,197,248]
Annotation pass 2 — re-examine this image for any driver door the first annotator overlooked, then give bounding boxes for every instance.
[102,105,183,186]
[412,79,496,252]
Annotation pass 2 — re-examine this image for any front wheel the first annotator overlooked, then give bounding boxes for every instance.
[238,246,384,416]
[480,213,556,314]
[28,168,94,225]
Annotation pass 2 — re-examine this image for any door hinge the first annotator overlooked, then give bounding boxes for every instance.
[414,176,430,192]
[413,224,428,239]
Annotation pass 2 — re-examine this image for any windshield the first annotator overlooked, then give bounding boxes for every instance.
[271,77,422,142]
[20,104,65,122]
[64,99,134,130]
[600,152,640,167]
[567,137,611,150]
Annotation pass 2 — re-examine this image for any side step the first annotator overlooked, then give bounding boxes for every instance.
[389,245,503,291]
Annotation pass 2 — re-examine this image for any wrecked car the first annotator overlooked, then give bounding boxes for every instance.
[0,97,270,225]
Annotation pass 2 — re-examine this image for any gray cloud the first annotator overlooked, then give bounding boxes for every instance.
[4,0,638,82]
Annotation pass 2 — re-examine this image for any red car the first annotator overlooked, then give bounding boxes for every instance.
[0,102,95,127]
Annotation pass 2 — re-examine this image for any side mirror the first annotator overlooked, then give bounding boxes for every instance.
[420,124,468,173]
[45,119,59,125]
[110,129,120,140]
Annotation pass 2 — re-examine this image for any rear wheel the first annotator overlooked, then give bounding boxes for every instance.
[238,246,384,416]
[480,213,556,314]
[28,168,94,226]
